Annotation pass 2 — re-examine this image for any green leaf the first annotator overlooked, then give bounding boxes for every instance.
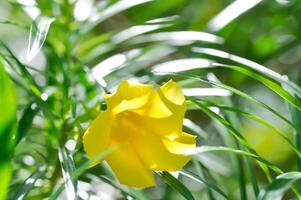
[283,83,301,192]
[258,172,301,200]
[193,47,301,98]
[27,16,55,61]
[192,160,216,200]
[156,171,195,200]
[0,57,16,200]
[226,65,301,112]
[83,0,153,32]
[75,33,111,58]
[49,146,117,200]
[207,1,262,32]
[153,59,301,129]
[201,74,251,199]
[58,146,77,200]
[130,31,223,46]
[0,20,28,29]
[187,145,284,178]
[0,163,12,200]
[180,170,228,199]
[188,98,283,174]
[13,165,46,200]
[196,99,301,158]
[173,72,296,132]
[17,102,39,144]
[0,43,41,97]
[0,59,16,150]
[95,175,144,200]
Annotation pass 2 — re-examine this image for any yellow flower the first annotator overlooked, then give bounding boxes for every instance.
[83,80,196,188]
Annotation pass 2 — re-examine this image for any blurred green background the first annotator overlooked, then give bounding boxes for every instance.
[1,0,301,199]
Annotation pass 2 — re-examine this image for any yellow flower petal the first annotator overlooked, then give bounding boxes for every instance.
[129,89,186,138]
[159,79,185,106]
[126,112,182,139]
[105,80,153,115]
[132,130,193,171]
[83,111,113,166]
[132,91,172,119]
[106,141,155,188]
[110,113,133,142]
[83,80,197,188]
[111,94,151,116]
[163,132,197,155]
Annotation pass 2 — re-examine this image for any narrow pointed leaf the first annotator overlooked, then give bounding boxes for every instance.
[27,16,54,61]
[17,103,39,144]
[180,170,228,199]
[258,172,301,200]
[86,0,153,31]
[13,165,46,200]
[49,147,116,200]
[0,58,16,200]
[58,146,77,200]
[157,171,195,200]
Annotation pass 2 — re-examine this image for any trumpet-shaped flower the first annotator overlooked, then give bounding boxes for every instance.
[83,80,196,188]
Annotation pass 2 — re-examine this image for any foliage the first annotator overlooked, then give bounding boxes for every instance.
[1,0,301,199]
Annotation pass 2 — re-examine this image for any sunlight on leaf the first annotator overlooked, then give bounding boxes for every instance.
[134,31,224,45]
[146,15,180,24]
[49,147,117,199]
[152,58,212,73]
[193,47,284,81]
[92,54,127,87]
[193,47,301,101]
[73,0,94,21]
[183,88,232,97]
[27,16,54,61]
[14,165,46,200]
[3,0,301,199]
[17,0,41,19]
[112,24,171,44]
[58,147,77,200]
[208,0,262,32]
